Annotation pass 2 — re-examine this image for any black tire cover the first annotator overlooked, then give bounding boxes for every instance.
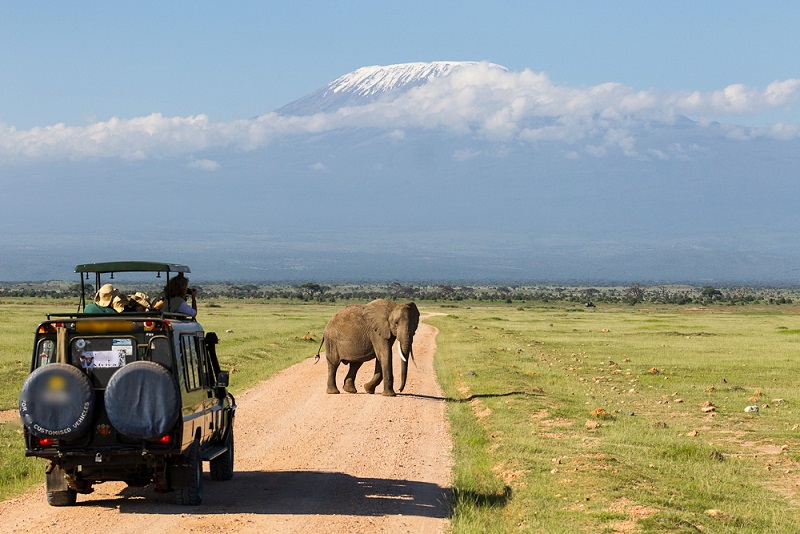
[19,363,95,440]
[105,361,180,440]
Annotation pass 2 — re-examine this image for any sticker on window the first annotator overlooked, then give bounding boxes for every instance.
[74,338,133,368]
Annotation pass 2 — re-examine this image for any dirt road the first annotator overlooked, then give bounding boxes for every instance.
[0,320,452,533]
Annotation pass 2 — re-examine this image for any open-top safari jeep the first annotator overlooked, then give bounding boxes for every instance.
[18,261,236,506]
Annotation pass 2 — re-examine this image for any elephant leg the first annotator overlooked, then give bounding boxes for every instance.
[343,361,363,394]
[379,345,396,397]
[363,359,382,394]
[326,358,340,394]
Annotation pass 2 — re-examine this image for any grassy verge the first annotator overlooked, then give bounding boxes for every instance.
[0,299,78,499]
[428,303,800,532]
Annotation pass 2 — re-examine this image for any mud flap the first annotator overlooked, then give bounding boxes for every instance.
[45,464,70,492]
[169,459,195,488]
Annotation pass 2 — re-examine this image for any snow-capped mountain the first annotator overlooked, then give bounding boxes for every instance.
[2,61,800,283]
[276,61,507,115]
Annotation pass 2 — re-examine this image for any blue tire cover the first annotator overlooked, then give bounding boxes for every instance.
[19,363,95,440]
[105,361,180,440]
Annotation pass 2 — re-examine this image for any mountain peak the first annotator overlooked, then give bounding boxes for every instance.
[326,61,502,97]
[276,61,507,116]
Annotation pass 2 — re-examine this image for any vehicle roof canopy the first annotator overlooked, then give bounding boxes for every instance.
[75,261,191,274]
[74,261,192,312]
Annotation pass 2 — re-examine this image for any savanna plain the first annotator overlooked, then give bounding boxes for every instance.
[1,296,800,533]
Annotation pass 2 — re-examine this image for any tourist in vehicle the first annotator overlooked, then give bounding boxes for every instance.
[83,284,128,313]
[125,291,152,312]
[152,274,197,317]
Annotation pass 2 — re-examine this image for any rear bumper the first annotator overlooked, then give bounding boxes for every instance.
[26,446,178,465]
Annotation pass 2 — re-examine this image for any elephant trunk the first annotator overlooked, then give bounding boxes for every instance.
[398,343,412,392]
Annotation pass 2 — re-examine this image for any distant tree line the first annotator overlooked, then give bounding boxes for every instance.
[2,281,795,306]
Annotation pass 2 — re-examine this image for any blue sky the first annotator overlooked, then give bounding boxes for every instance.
[2,1,798,130]
[1,2,799,282]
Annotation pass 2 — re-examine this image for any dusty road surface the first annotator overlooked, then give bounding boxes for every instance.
[0,320,452,533]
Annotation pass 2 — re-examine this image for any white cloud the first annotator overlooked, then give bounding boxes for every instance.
[452,148,481,161]
[1,65,798,164]
[670,79,800,117]
[767,122,800,140]
[188,158,220,171]
[309,162,328,171]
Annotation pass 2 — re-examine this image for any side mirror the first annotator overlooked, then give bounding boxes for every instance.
[216,370,229,388]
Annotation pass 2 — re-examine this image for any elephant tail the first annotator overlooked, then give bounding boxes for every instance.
[314,336,325,363]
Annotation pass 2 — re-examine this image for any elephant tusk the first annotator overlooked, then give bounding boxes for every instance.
[400,352,408,363]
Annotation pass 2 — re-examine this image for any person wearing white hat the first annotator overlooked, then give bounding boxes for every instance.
[84,284,128,313]
[126,292,152,312]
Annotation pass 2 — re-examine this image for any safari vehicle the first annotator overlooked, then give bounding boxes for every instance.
[18,261,236,506]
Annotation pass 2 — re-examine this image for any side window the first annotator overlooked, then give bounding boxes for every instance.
[196,338,210,388]
[181,335,200,390]
[202,340,216,387]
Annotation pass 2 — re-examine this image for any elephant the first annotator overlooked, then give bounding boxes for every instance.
[318,299,420,396]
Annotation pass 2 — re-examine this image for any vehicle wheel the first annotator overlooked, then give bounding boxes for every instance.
[105,361,180,440]
[174,441,203,506]
[46,488,77,506]
[210,429,234,481]
[19,363,95,440]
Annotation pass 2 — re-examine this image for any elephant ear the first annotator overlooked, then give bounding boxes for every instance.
[406,302,420,323]
[364,299,393,340]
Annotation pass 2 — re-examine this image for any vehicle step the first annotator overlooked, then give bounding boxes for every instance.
[202,446,228,461]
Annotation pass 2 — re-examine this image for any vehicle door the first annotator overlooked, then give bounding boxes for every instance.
[177,332,213,445]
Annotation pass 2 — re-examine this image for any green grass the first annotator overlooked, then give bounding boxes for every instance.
[0,299,71,409]
[196,301,333,393]
[0,300,68,498]
[428,303,800,532]
[3,298,800,531]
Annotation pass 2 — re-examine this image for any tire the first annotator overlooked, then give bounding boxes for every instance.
[46,488,77,507]
[19,363,95,440]
[210,429,234,481]
[174,440,203,506]
[105,361,180,440]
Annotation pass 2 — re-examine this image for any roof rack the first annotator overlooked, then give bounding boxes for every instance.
[47,311,196,321]
[75,261,190,274]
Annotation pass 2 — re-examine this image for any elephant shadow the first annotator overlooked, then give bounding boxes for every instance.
[91,470,451,518]
[405,390,545,403]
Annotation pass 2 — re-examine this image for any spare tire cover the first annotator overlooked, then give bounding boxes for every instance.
[105,361,180,440]
[19,363,95,440]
